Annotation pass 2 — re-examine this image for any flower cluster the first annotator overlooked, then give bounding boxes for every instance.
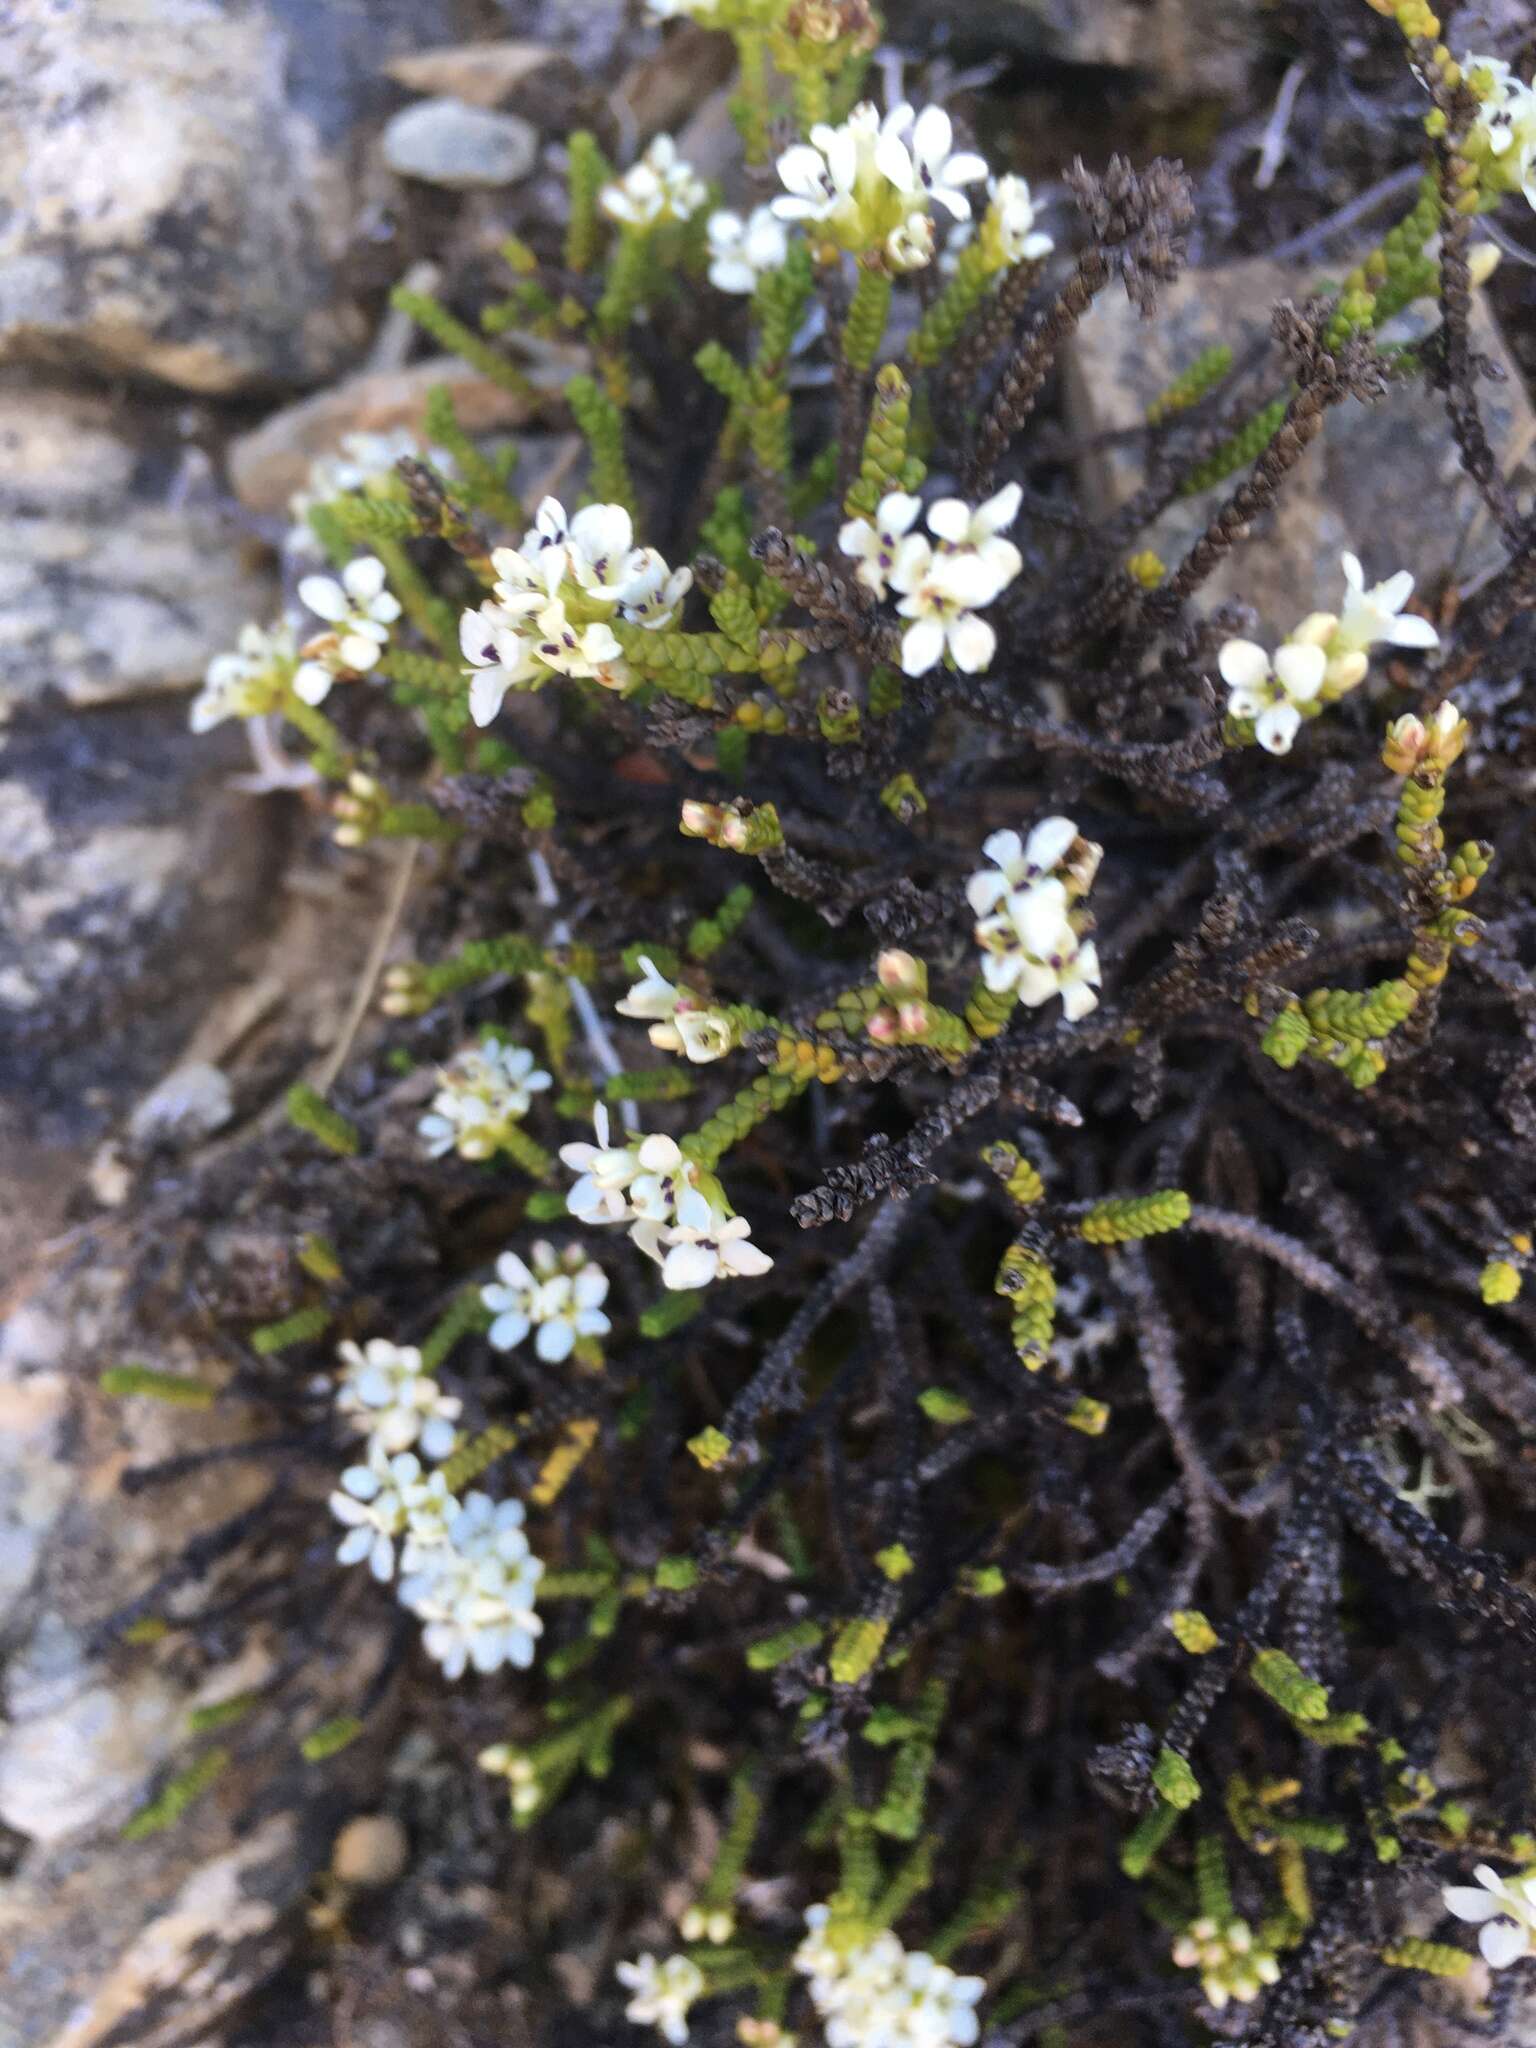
[1464,53,1536,214]
[794,1906,986,2048]
[968,814,1103,1019]
[560,1106,772,1291]
[418,1039,553,1161]
[189,621,296,733]
[330,1441,458,1582]
[460,497,692,725]
[1444,1862,1536,1969]
[286,427,451,557]
[617,957,739,1063]
[294,556,402,706]
[1170,1915,1281,2010]
[327,1334,544,1675]
[397,1492,544,1679]
[482,1241,612,1362]
[601,135,708,229]
[773,100,987,272]
[839,484,1023,676]
[616,1953,707,2046]
[707,204,792,294]
[335,1337,463,1459]
[1218,550,1438,755]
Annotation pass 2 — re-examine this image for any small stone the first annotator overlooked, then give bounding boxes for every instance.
[127,1063,235,1150]
[382,98,539,190]
[331,1813,410,1888]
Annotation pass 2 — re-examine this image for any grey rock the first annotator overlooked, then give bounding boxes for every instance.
[0,379,278,712]
[0,1239,393,2046]
[1063,257,1536,639]
[383,96,539,189]
[0,0,501,395]
[0,695,284,1278]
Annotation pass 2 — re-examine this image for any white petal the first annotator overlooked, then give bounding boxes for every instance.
[292,661,333,706]
[911,104,953,168]
[1255,701,1301,754]
[981,827,1023,874]
[926,497,972,544]
[1273,642,1326,702]
[1341,551,1364,591]
[489,1310,531,1352]
[966,869,1011,917]
[900,616,945,676]
[344,556,387,602]
[298,575,347,622]
[469,667,509,727]
[948,611,996,673]
[1218,639,1269,690]
[1444,1887,1504,1924]
[1385,613,1439,649]
[535,1319,576,1363]
[1377,569,1415,613]
[662,1241,718,1290]
[1480,1918,1529,1969]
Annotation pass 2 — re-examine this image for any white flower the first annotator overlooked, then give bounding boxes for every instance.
[481,1242,612,1362]
[561,1105,683,1225]
[926,482,1023,591]
[526,599,627,686]
[965,817,1081,916]
[617,1953,708,2045]
[189,621,295,733]
[1444,1863,1536,1970]
[463,500,685,717]
[617,958,736,1063]
[631,1203,773,1291]
[329,1447,457,1582]
[398,1492,544,1678]
[707,205,789,293]
[793,1907,985,2048]
[890,541,1002,677]
[460,603,545,727]
[1334,550,1440,658]
[885,213,935,273]
[874,103,989,225]
[772,100,986,267]
[1218,637,1326,755]
[646,0,722,15]
[418,1039,553,1161]
[298,557,401,672]
[973,876,1073,995]
[985,174,1053,263]
[617,549,693,630]
[773,106,877,231]
[1465,55,1536,212]
[601,135,707,228]
[839,491,923,600]
[968,813,1103,1019]
[335,1338,462,1460]
[1054,939,1102,1022]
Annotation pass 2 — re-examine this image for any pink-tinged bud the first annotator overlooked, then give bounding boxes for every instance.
[680,799,724,840]
[719,810,751,851]
[896,999,929,1037]
[876,948,923,994]
[1383,700,1466,776]
[866,1006,900,1044]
